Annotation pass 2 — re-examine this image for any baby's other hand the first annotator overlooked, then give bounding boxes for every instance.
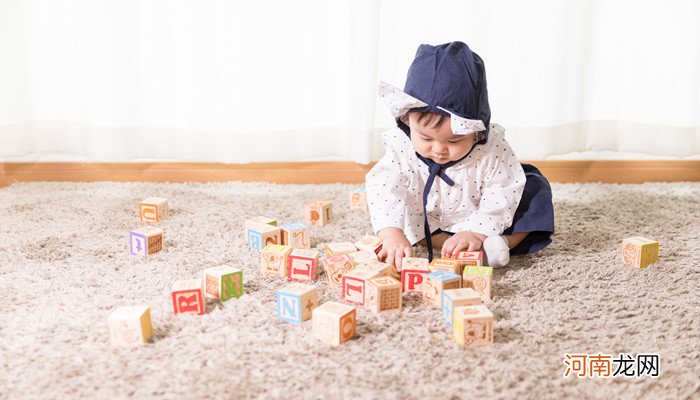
[441,231,486,258]
[377,227,412,271]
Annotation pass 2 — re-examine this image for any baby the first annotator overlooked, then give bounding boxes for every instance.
[366,41,554,269]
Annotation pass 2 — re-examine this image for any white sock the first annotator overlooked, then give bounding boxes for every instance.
[483,235,510,268]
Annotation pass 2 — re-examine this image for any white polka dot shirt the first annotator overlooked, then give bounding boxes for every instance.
[365,124,526,245]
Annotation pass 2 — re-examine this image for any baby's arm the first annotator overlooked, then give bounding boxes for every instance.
[365,133,413,270]
[444,132,526,256]
[376,227,412,270]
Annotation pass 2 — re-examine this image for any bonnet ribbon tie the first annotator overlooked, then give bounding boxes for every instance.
[416,154,459,261]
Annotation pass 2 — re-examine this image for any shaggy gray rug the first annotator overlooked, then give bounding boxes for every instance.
[0,181,698,400]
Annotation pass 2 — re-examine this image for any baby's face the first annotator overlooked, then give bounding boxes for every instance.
[408,113,476,164]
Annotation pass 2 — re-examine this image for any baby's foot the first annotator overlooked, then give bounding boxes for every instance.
[483,235,510,267]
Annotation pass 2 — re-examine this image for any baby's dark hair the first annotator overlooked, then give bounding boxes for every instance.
[402,111,449,129]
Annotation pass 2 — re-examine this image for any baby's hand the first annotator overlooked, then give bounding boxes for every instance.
[377,227,412,271]
[441,231,486,258]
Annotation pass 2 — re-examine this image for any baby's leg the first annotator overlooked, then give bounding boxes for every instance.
[503,232,528,249]
[417,232,451,251]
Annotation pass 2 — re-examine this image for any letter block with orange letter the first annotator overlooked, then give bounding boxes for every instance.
[422,271,461,308]
[305,200,332,227]
[366,276,402,312]
[171,279,205,315]
[354,235,382,255]
[324,242,357,258]
[429,258,462,275]
[348,249,379,265]
[108,305,152,346]
[203,265,243,301]
[280,222,311,249]
[247,224,281,251]
[349,188,367,210]
[139,197,169,223]
[342,269,379,306]
[622,237,659,268]
[462,266,493,302]
[287,249,320,282]
[322,255,355,288]
[400,257,430,293]
[312,301,356,346]
[453,305,494,348]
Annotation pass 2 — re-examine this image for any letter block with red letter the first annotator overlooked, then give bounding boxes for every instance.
[342,268,379,306]
[171,279,205,315]
[400,257,430,293]
[454,251,484,268]
[287,249,320,282]
[312,301,356,346]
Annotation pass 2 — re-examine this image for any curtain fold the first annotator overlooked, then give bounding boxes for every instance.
[0,0,698,163]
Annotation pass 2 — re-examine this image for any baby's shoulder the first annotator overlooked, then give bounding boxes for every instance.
[379,128,413,153]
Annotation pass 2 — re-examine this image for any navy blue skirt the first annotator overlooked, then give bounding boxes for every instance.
[502,163,554,255]
[432,163,554,255]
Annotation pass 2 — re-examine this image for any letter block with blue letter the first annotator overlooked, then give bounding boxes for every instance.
[276,283,318,324]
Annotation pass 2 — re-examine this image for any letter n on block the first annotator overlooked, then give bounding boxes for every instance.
[277,283,318,324]
[171,279,205,315]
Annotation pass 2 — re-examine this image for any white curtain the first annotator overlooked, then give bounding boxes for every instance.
[0,0,698,163]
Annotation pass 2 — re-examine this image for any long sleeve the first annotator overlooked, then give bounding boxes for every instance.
[365,132,411,235]
[451,133,526,236]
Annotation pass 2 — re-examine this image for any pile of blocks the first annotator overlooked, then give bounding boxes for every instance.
[110,191,661,349]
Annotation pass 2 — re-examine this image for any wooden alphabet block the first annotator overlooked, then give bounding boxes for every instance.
[349,188,368,210]
[422,271,462,307]
[172,279,205,315]
[400,257,431,293]
[356,260,395,277]
[441,288,481,328]
[246,224,281,251]
[462,266,493,302]
[429,258,462,275]
[305,200,332,226]
[139,197,169,223]
[108,306,152,346]
[348,249,379,265]
[622,237,659,268]
[324,242,357,258]
[203,265,243,301]
[312,301,356,346]
[453,305,494,347]
[261,244,293,276]
[280,222,311,249]
[322,254,355,288]
[342,268,380,306]
[454,251,484,267]
[287,249,321,282]
[129,226,164,256]
[244,216,278,229]
[354,235,382,255]
[366,276,402,312]
[276,283,318,324]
